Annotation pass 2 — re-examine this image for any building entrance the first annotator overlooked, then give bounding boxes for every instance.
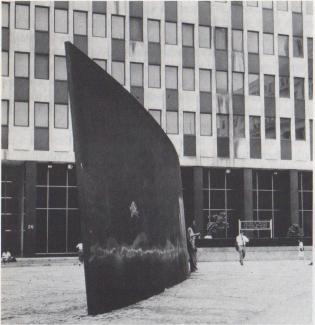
[36,164,80,253]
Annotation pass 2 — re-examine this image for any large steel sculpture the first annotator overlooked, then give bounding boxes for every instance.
[65,42,189,315]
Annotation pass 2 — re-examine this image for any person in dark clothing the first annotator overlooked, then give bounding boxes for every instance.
[187,226,200,272]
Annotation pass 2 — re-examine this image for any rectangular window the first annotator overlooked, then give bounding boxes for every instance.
[277,1,288,11]
[15,4,29,29]
[280,118,291,140]
[199,69,211,92]
[263,33,274,55]
[165,66,178,89]
[2,2,9,28]
[278,35,289,56]
[182,68,195,91]
[183,112,195,135]
[148,19,160,43]
[215,28,227,50]
[148,64,160,88]
[14,52,29,77]
[54,56,67,80]
[264,75,275,97]
[111,61,125,85]
[250,116,261,138]
[2,51,9,76]
[182,23,194,47]
[233,115,245,138]
[309,78,313,100]
[232,30,243,52]
[294,77,304,99]
[249,73,260,96]
[200,113,212,136]
[216,71,228,94]
[217,114,229,137]
[265,117,276,139]
[130,62,143,87]
[149,109,161,126]
[35,6,49,32]
[35,54,49,79]
[165,22,177,45]
[293,37,303,57]
[166,111,178,134]
[247,31,259,53]
[93,59,107,71]
[111,15,125,39]
[54,104,68,129]
[14,101,29,126]
[199,26,211,48]
[130,17,142,41]
[306,1,313,14]
[93,13,106,37]
[54,9,68,34]
[232,72,244,94]
[35,102,49,127]
[279,76,290,98]
[295,118,305,140]
[2,100,9,126]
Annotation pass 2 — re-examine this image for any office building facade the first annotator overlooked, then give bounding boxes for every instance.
[1,1,313,256]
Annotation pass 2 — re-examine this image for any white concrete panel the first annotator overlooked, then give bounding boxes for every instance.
[11,127,33,150]
[197,49,214,70]
[129,41,145,62]
[244,7,262,32]
[164,46,182,66]
[261,56,277,75]
[305,100,313,118]
[200,137,216,158]
[263,139,279,160]
[234,138,248,159]
[179,92,197,111]
[144,89,164,109]
[212,3,230,27]
[13,31,32,52]
[277,98,293,118]
[304,15,313,37]
[90,38,109,60]
[245,96,263,116]
[275,12,292,35]
[291,59,307,77]
[52,130,71,152]
[32,80,50,102]
[71,1,91,12]
[179,1,198,24]
[1,79,13,100]
[293,141,308,161]
[52,34,71,56]
[145,2,164,20]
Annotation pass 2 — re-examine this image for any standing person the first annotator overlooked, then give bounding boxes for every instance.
[76,242,84,265]
[236,232,249,265]
[187,226,200,272]
[298,240,304,260]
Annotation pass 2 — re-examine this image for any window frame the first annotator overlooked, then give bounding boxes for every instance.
[54,8,68,34]
[14,101,29,127]
[73,10,88,36]
[15,3,30,30]
[92,12,106,38]
[35,5,50,32]
[54,104,69,129]
[34,102,49,128]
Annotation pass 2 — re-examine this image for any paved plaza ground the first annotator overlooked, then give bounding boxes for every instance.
[1,257,313,324]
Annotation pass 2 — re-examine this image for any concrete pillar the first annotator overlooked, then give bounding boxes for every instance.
[243,168,253,221]
[289,170,299,226]
[193,166,203,234]
[24,161,37,256]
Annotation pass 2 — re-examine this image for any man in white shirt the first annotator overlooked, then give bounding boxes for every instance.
[236,232,249,265]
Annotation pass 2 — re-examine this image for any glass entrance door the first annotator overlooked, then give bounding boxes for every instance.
[36,164,80,253]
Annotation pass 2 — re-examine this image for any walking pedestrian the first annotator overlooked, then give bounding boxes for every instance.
[76,242,84,265]
[187,226,200,272]
[236,232,249,265]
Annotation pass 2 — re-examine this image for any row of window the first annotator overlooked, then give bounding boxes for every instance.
[2,100,68,129]
[3,51,313,101]
[2,97,311,144]
[2,2,311,51]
